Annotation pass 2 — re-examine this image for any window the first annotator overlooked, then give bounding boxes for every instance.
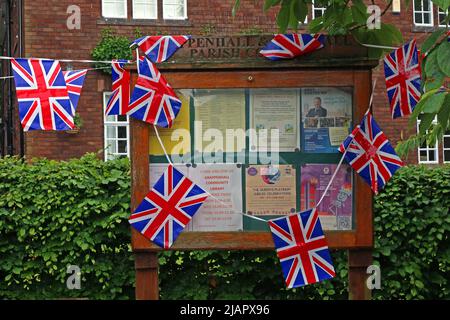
[102,0,127,18]
[103,92,130,161]
[312,0,326,19]
[413,0,434,26]
[443,131,450,163]
[438,7,449,26]
[163,0,187,20]
[417,117,438,164]
[133,0,158,19]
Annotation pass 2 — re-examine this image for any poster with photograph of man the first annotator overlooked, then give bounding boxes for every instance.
[301,87,352,153]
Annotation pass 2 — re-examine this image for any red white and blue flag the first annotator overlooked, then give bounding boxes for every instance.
[383,39,421,119]
[269,208,335,288]
[63,69,87,114]
[339,112,404,194]
[105,60,131,116]
[127,56,182,128]
[11,58,74,131]
[260,34,325,61]
[129,165,208,249]
[130,35,191,63]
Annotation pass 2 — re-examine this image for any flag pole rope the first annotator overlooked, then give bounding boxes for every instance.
[152,124,267,224]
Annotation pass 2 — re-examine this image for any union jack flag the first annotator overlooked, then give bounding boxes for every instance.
[129,165,208,249]
[63,69,87,114]
[130,35,191,63]
[383,39,421,119]
[269,208,335,288]
[11,58,74,131]
[339,112,404,194]
[105,60,131,116]
[127,56,182,128]
[260,34,325,61]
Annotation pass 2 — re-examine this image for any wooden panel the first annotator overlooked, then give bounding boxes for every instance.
[163,70,355,89]
[129,35,378,71]
[130,69,373,251]
[352,70,374,248]
[132,229,361,251]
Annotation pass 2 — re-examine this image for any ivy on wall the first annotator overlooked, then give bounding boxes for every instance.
[0,155,448,299]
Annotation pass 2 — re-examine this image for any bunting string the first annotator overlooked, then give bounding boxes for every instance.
[0,66,113,80]
[152,125,267,224]
[0,55,134,64]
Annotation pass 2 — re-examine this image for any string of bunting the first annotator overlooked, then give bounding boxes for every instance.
[2,33,419,288]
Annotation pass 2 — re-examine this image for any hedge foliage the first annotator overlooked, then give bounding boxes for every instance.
[0,154,449,299]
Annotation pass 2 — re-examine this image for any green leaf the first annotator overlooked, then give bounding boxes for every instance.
[437,94,450,131]
[381,24,403,45]
[436,41,450,76]
[422,92,446,114]
[232,0,240,17]
[432,0,450,9]
[408,88,440,127]
[424,49,446,91]
[276,1,291,33]
[290,0,307,28]
[351,0,368,25]
[264,0,282,11]
[421,29,446,54]
[309,16,324,33]
[419,113,436,135]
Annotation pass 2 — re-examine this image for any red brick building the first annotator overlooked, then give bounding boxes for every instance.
[1,0,449,164]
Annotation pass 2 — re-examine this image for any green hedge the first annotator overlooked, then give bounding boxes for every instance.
[0,154,449,299]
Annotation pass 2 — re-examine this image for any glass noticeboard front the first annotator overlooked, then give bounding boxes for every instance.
[148,87,354,232]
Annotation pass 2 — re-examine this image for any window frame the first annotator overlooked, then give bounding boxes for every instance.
[417,117,439,164]
[132,0,158,20]
[103,92,130,161]
[162,0,188,20]
[438,6,449,27]
[101,0,128,19]
[443,131,450,163]
[413,0,434,27]
[312,0,326,19]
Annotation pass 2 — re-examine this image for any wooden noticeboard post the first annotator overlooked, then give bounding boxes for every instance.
[129,35,378,300]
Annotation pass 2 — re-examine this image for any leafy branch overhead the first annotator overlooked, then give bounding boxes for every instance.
[234,0,450,157]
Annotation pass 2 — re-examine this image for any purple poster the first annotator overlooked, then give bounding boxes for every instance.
[300,164,353,230]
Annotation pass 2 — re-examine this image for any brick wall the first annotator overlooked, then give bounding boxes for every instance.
[21,0,444,162]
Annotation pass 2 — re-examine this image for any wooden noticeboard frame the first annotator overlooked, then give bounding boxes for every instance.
[129,35,378,300]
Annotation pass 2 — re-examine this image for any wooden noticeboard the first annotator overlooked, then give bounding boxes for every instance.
[129,35,378,300]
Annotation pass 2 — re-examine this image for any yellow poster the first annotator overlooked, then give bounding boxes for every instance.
[193,89,246,153]
[149,91,191,155]
[246,165,297,216]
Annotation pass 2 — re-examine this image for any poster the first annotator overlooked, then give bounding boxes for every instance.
[189,164,243,231]
[149,90,191,156]
[249,89,300,151]
[246,165,296,216]
[301,87,352,153]
[149,163,193,231]
[193,89,246,153]
[300,164,352,230]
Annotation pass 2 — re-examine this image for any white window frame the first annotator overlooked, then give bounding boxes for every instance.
[103,92,130,161]
[133,0,158,19]
[438,7,449,27]
[413,0,434,27]
[443,131,450,163]
[312,0,326,19]
[417,118,439,164]
[163,0,188,20]
[102,0,128,19]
